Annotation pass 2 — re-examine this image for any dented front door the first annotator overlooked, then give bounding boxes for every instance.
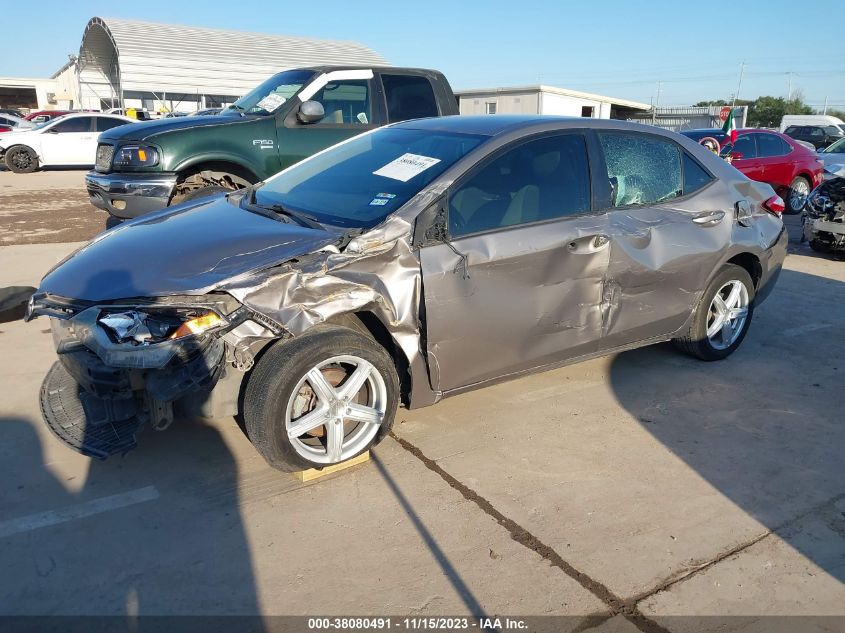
[420,217,610,392]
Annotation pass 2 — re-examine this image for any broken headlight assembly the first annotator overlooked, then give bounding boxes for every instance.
[112,144,160,168]
[97,308,226,345]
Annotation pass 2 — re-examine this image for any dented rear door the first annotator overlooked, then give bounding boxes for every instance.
[596,132,731,350]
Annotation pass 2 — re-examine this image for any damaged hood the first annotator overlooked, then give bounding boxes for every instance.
[38,197,341,301]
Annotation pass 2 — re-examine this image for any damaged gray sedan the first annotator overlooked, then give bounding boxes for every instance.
[28,116,788,471]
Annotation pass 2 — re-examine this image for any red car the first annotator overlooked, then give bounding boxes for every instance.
[23,110,72,124]
[722,129,823,213]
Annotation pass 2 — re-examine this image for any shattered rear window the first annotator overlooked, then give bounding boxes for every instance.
[599,133,682,207]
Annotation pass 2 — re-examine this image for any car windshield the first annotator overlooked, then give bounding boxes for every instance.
[226,70,315,116]
[823,137,845,153]
[33,116,64,130]
[255,127,487,228]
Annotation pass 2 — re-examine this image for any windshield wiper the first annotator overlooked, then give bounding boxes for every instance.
[242,187,324,230]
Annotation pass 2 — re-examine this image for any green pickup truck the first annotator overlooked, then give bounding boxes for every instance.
[86,66,459,219]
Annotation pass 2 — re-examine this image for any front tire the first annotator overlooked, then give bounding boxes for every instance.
[4,145,39,173]
[674,264,755,361]
[786,176,810,214]
[244,326,399,472]
[178,185,232,204]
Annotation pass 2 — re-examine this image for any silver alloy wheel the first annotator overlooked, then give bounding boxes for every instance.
[789,178,810,210]
[284,355,387,465]
[706,280,750,350]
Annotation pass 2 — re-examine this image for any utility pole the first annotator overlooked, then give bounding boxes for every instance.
[823,96,829,114]
[787,72,793,101]
[651,81,662,125]
[732,62,745,107]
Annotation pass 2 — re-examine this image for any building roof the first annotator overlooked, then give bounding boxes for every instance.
[78,17,389,98]
[455,84,652,111]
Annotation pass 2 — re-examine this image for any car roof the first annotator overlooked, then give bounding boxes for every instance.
[392,114,679,137]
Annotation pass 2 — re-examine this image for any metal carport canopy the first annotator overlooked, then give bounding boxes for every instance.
[78,17,390,97]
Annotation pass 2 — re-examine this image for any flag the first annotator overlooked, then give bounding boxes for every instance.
[721,108,737,144]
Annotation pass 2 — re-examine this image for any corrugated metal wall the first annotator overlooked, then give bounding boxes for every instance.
[626,106,748,131]
[78,17,389,106]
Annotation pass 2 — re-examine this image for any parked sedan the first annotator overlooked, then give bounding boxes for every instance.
[0,113,33,134]
[784,124,844,150]
[28,116,787,470]
[717,129,823,213]
[0,113,132,173]
[24,110,73,124]
[817,137,845,176]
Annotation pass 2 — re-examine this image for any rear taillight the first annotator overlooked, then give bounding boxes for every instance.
[764,195,785,217]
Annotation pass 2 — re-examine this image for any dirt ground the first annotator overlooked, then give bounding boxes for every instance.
[0,169,109,244]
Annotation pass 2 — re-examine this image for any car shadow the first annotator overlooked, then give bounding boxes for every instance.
[608,266,845,583]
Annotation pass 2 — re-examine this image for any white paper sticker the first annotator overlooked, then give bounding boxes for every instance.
[256,93,287,113]
[373,153,441,182]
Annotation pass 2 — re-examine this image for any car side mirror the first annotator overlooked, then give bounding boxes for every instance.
[297,100,325,124]
[730,151,743,160]
[44,127,58,134]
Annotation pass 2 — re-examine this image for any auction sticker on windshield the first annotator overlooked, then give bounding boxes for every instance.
[373,153,441,182]
[256,93,287,113]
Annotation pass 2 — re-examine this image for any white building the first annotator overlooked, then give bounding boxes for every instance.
[0,17,387,115]
[456,85,652,120]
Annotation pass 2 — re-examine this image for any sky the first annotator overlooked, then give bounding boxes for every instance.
[2,0,843,109]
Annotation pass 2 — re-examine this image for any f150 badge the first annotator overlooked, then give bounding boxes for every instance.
[252,139,274,150]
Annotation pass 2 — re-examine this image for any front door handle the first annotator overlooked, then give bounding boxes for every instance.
[567,234,610,254]
[692,210,726,227]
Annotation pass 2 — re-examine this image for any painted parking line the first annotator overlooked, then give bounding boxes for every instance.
[781,323,834,338]
[0,486,159,539]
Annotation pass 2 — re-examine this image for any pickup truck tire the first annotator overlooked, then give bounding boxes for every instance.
[673,263,755,361]
[5,145,39,173]
[244,326,399,472]
[180,185,232,203]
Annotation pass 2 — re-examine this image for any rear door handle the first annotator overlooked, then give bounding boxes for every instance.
[691,210,725,227]
[567,234,610,254]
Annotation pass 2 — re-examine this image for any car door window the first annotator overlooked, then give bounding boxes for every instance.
[449,133,590,237]
[598,132,682,206]
[683,153,713,195]
[381,74,439,122]
[808,127,824,138]
[51,117,92,133]
[757,133,791,158]
[732,134,757,159]
[309,79,372,126]
[95,117,128,132]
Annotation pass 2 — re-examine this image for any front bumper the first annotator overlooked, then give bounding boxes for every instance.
[86,171,178,219]
[38,303,227,458]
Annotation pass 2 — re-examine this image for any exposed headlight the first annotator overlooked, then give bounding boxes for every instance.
[98,308,225,345]
[112,145,159,168]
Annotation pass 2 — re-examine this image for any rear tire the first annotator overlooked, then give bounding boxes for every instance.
[673,264,755,361]
[244,326,399,472]
[786,176,811,214]
[4,145,39,173]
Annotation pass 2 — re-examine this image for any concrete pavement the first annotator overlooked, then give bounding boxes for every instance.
[0,231,843,630]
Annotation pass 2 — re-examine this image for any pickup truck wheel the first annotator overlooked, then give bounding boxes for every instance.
[786,176,810,214]
[179,185,232,203]
[244,326,399,472]
[5,145,39,173]
[673,264,755,361]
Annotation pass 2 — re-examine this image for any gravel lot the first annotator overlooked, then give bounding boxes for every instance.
[0,171,843,630]
[0,169,108,244]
